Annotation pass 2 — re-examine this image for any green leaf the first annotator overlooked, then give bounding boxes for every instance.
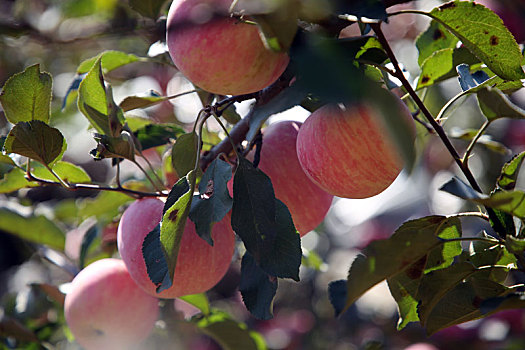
[0,64,52,124]
[417,49,454,89]
[129,0,166,19]
[78,191,133,223]
[302,249,326,271]
[77,58,111,135]
[179,294,210,316]
[428,1,525,81]
[119,94,167,112]
[77,51,141,74]
[239,251,278,320]
[497,152,525,190]
[416,20,458,66]
[189,158,233,245]
[3,121,66,166]
[171,132,198,178]
[32,161,91,184]
[328,280,347,317]
[79,224,99,269]
[0,137,15,166]
[194,310,267,350]
[0,168,36,193]
[0,208,65,250]
[143,173,195,293]
[387,216,462,330]
[505,235,525,256]
[343,216,461,314]
[448,128,510,155]
[134,124,182,151]
[422,277,509,335]
[477,88,525,121]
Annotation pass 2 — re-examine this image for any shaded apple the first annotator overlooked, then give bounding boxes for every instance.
[251,121,333,236]
[64,258,159,350]
[117,198,235,298]
[296,97,414,198]
[166,0,289,95]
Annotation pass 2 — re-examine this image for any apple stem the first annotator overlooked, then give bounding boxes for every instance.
[370,22,507,238]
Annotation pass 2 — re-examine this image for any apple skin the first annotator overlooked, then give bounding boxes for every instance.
[64,258,159,350]
[252,121,333,236]
[296,99,414,199]
[117,198,235,299]
[166,0,289,95]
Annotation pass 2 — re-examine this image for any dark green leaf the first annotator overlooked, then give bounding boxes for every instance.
[179,294,210,316]
[3,121,66,166]
[428,1,525,81]
[79,225,99,269]
[261,199,301,281]
[129,0,167,19]
[171,132,198,178]
[239,251,278,320]
[416,20,458,66]
[194,310,267,350]
[77,50,141,74]
[77,58,111,135]
[134,124,182,151]
[142,224,169,291]
[468,232,516,282]
[90,132,135,161]
[0,64,52,124]
[328,280,348,317]
[0,208,65,250]
[387,216,462,330]
[505,235,525,255]
[246,84,307,143]
[480,293,525,316]
[497,152,525,190]
[477,88,525,121]
[343,216,461,313]
[422,277,508,335]
[189,158,233,245]
[231,157,277,268]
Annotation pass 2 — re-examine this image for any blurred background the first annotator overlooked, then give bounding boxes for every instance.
[2,0,525,349]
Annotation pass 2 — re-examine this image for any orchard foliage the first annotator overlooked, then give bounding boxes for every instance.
[2,0,525,349]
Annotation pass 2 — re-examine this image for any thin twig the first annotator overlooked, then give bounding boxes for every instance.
[462,120,491,166]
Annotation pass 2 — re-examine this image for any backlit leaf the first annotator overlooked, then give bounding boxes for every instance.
[343,216,461,313]
[416,20,458,66]
[0,64,52,124]
[497,151,525,190]
[428,1,525,81]
[77,50,141,74]
[171,132,198,178]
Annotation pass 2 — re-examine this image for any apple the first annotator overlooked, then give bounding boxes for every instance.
[64,258,159,350]
[117,198,235,298]
[166,0,289,95]
[296,97,414,198]
[251,121,333,236]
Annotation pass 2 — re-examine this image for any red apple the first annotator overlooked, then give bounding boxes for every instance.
[252,121,333,236]
[64,258,159,350]
[117,198,235,298]
[166,0,289,95]
[296,98,414,198]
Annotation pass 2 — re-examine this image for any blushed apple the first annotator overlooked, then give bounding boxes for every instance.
[166,0,289,95]
[64,258,159,350]
[117,198,235,298]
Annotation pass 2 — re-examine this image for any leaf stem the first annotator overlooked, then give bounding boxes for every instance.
[436,90,469,122]
[133,160,164,193]
[462,120,491,166]
[370,22,507,237]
